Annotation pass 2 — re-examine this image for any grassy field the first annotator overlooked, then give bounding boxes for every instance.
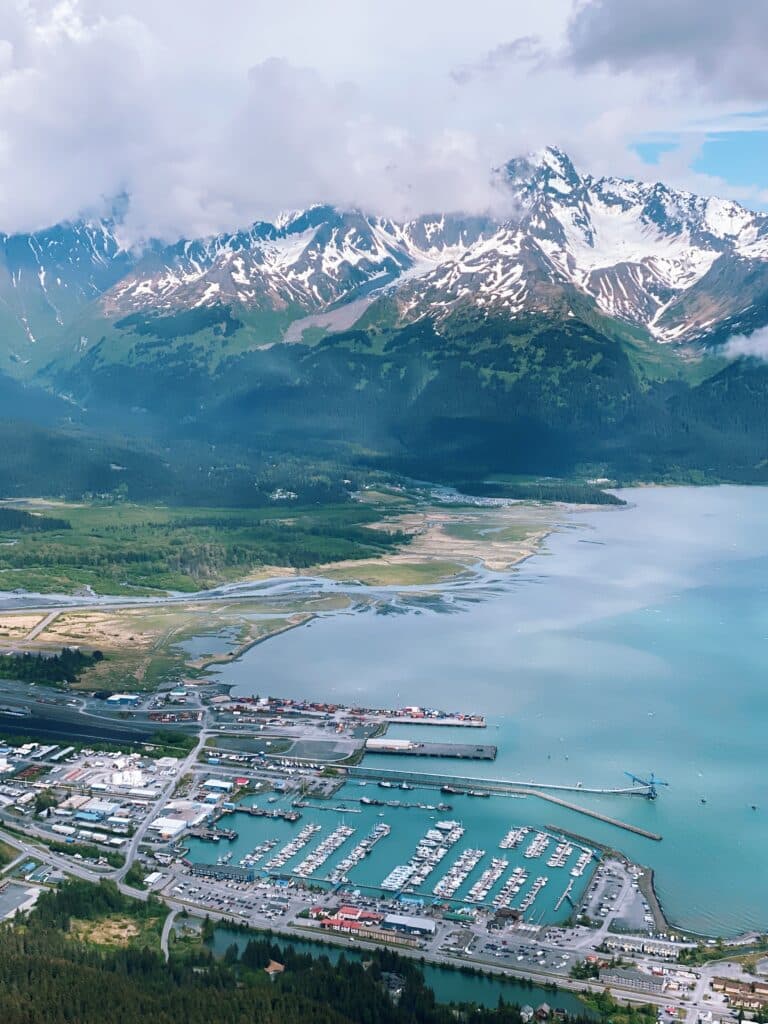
[0,499,412,595]
[321,559,464,586]
[442,520,540,543]
[70,913,164,951]
[0,591,359,692]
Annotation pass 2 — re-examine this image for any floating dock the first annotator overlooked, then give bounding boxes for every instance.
[217,806,301,823]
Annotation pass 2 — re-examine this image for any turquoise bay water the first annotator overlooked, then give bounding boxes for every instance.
[212,487,768,937]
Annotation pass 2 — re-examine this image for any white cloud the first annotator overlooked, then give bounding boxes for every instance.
[722,327,768,362]
[0,0,765,242]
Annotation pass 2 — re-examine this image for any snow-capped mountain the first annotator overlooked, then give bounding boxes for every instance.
[397,148,768,341]
[102,206,495,318]
[1,146,768,370]
[0,220,131,357]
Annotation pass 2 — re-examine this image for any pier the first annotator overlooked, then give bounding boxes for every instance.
[217,806,301,823]
[554,879,575,912]
[366,739,497,760]
[382,715,485,728]
[293,801,362,814]
[347,767,663,841]
[349,766,654,798]
[187,826,238,842]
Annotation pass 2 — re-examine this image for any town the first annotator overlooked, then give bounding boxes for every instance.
[0,682,765,1024]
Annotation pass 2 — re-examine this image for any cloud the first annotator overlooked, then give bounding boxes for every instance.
[564,0,768,103]
[0,0,766,243]
[451,36,547,85]
[722,327,768,362]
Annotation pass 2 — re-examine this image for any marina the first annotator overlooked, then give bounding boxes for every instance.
[185,785,601,923]
[433,847,485,899]
[381,820,465,892]
[493,866,529,909]
[327,823,391,883]
[294,824,355,877]
[264,824,322,871]
[467,857,508,903]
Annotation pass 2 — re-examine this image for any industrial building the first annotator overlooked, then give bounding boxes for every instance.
[598,967,665,995]
[189,863,254,883]
[381,913,436,937]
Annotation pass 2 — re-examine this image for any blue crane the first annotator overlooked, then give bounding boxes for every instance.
[624,771,669,800]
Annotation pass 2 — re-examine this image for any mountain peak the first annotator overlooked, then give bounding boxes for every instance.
[504,146,582,194]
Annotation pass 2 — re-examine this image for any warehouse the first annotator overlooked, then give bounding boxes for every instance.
[202,778,234,793]
[381,913,436,937]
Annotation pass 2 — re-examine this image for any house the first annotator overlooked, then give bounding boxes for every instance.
[535,1003,551,1019]
[520,1005,534,1023]
[264,960,285,979]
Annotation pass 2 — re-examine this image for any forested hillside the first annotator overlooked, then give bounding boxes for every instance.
[0,880,598,1024]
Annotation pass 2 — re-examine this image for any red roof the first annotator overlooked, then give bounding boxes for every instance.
[337,905,363,918]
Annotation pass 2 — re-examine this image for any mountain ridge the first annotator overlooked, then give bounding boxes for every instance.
[0,147,767,379]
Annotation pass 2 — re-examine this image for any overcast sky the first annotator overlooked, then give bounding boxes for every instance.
[0,0,766,242]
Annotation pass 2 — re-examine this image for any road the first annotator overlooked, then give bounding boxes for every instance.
[25,610,61,641]
[160,909,177,961]
[114,727,210,882]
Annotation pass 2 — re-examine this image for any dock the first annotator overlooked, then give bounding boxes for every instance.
[216,806,301,823]
[347,767,663,841]
[383,715,485,728]
[554,879,575,912]
[366,739,497,760]
[186,826,238,842]
[349,766,656,799]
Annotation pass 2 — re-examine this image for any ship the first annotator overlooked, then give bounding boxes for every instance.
[441,785,466,795]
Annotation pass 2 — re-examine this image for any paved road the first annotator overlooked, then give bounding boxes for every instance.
[115,728,210,882]
[160,908,177,961]
[25,610,61,641]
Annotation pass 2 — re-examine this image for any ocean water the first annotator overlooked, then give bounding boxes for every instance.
[212,486,768,937]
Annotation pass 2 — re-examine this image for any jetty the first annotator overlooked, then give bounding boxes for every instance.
[347,767,663,841]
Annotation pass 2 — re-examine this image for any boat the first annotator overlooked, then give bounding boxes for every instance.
[378,781,394,789]
[468,790,490,798]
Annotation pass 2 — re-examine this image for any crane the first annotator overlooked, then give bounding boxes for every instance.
[624,771,669,800]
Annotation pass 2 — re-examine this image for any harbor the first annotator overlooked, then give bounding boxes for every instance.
[184,782,602,925]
